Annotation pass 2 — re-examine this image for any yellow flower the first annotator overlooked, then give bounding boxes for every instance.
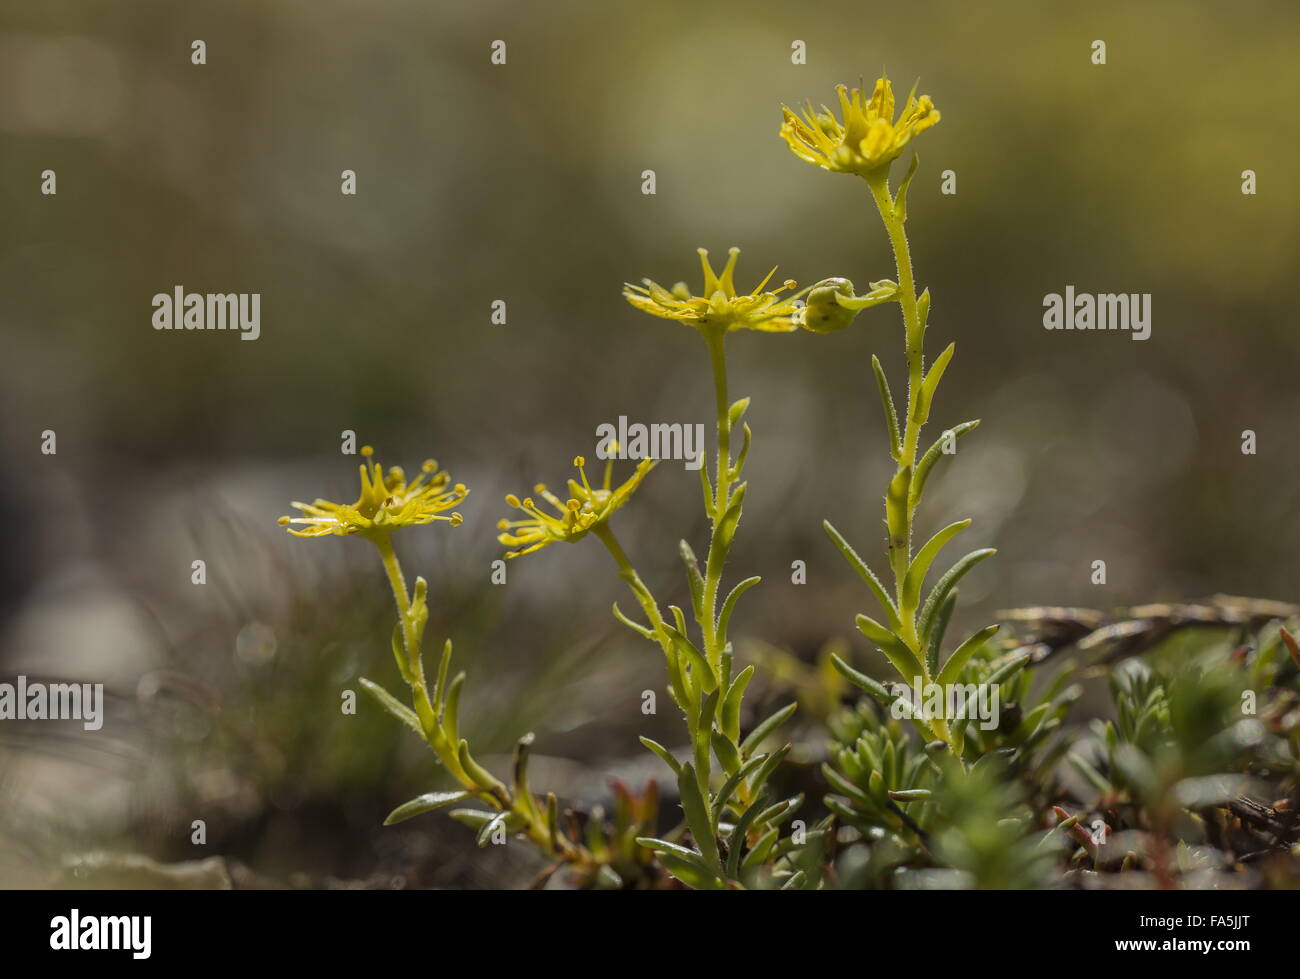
[498,455,655,558]
[280,446,468,539]
[780,77,940,176]
[624,247,803,333]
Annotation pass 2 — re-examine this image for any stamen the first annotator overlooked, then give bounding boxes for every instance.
[574,457,592,495]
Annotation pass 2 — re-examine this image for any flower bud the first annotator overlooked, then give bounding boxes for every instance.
[801,278,860,333]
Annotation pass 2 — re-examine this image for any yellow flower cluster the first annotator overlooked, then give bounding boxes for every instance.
[624,247,803,334]
[280,446,467,540]
[780,77,939,176]
[498,456,655,558]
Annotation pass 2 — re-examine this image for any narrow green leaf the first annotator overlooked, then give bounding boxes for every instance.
[720,664,754,743]
[713,753,768,824]
[678,539,705,620]
[448,808,493,830]
[853,611,896,647]
[984,651,1032,687]
[747,743,791,799]
[634,836,710,867]
[677,763,720,869]
[903,519,971,613]
[883,738,899,788]
[1019,702,1054,741]
[546,793,560,852]
[871,354,902,460]
[823,519,900,626]
[917,548,997,644]
[639,736,682,777]
[1069,753,1113,795]
[659,853,723,889]
[740,702,798,757]
[910,420,980,507]
[885,467,912,558]
[740,826,780,874]
[442,672,465,744]
[711,729,742,777]
[917,341,955,425]
[359,677,423,739]
[476,811,512,847]
[663,624,716,691]
[717,576,760,649]
[731,422,752,479]
[611,601,655,640]
[512,733,536,807]
[753,793,803,829]
[855,614,924,682]
[728,396,751,427]
[726,791,770,879]
[821,762,874,808]
[936,624,1000,687]
[695,687,721,777]
[829,653,893,705]
[458,739,506,796]
[715,482,747,549]
[384,790,470,826]
[699,455,714,521]
[432,639,453,715]
[669,603,689,634]
[952,651,1032,719]
[923,588,959,677]
[824,795,861,824]
[389,623,412,683]
[920,340,961,418]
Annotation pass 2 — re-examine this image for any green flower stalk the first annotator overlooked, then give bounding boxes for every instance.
[618,248,812,886]
[495,249,811,888]
[782,77,1009,755]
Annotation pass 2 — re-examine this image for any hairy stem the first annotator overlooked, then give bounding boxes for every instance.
[866,172,925,651]
[701,326,732,675]
[376,534,582,859]
[865,171,958,747]
[594,523,672,657]
[595,522,711,794]
[375,533,437,731]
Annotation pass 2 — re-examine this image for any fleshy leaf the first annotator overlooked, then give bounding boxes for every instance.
[384,790,470,826]
[917,548,997,644]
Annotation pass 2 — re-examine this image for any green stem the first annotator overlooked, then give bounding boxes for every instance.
[595,522,711,794]
[376,535,588,863]
[866,172,924,643]
[374,533,437,732]
[593,523,672,656]
[595,329,741,805]
[866,171,955,746]
[701,326,731,674]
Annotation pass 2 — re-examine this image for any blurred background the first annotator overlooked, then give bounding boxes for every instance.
[1,0,1297,887]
